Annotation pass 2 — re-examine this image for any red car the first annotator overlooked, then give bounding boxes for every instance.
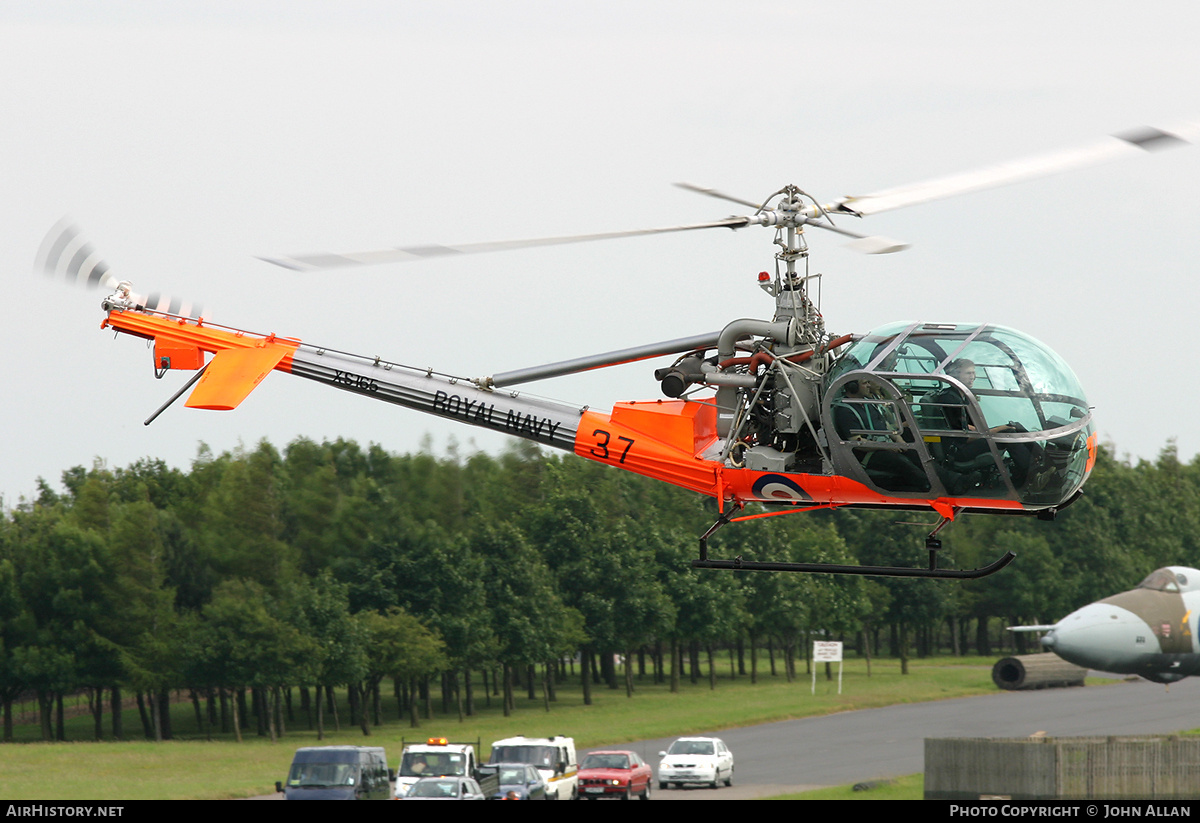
[577,750,653,800]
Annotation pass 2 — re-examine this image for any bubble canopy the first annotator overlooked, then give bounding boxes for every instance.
[822,321,1095,507]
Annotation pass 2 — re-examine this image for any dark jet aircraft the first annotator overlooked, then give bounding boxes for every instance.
[1010,566,1200,684]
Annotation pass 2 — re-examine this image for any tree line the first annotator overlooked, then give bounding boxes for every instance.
[2,435,1197,742]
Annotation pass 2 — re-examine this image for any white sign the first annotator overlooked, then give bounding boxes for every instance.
[813,641,843,662]
[812,641,845,695]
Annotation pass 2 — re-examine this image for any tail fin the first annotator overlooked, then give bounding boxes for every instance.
[185,345,294,410]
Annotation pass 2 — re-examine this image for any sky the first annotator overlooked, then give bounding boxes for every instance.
[3,1,1200,505]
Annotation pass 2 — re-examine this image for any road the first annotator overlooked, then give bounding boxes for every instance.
[257,673,1200,800]
[614,673,1200,800]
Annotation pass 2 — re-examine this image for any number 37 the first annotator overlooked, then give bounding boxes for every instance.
[590,429,634,463]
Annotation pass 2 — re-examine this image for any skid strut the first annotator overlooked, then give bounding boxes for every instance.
[692,511,1015,580]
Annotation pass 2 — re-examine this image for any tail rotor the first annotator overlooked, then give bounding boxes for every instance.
[35,219,203,319]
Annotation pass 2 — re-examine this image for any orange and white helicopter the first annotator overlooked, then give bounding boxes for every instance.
[39,123,1195,580]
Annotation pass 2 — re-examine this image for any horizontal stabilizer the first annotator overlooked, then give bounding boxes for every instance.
[185,345,290,410]
[1007,625,1057,633]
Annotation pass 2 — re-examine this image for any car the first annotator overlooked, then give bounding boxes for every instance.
[489,762,549,800]
[399,776,486,800]
[657,737,734,790]
[577,750,653,800]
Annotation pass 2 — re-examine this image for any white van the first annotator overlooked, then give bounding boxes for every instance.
[394,737,489,798]
[489,735,578,800]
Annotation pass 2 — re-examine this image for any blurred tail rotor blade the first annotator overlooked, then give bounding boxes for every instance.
[831,121,1200,217]
[36,219,204,319]
[259,218,751,272]
[36,218,121,290]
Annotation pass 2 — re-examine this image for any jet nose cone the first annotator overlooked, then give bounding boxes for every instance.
[1050,603,1148,672]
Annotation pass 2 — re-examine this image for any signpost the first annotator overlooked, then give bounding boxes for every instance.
[812,641,844,695]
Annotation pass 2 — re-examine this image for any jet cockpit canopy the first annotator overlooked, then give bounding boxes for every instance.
[1137,567,1200,594]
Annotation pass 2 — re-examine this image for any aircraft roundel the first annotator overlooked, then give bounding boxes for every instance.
[751,474,813,503]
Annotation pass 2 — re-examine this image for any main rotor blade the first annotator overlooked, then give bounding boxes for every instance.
[261,218,750,272]
[487,331,722,388]
[261,120,1197,273]
[673,181,766,210]
[803,220,910,254]
[829,121,1200,217]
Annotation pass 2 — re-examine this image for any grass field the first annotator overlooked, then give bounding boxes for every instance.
[0,657,999,800]
[775,773,924,800]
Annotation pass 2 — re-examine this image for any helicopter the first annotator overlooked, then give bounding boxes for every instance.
[37,122,1196,581]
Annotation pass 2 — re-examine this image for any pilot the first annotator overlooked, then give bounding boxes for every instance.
[929,359,1035,485]
[931,360,1019,434]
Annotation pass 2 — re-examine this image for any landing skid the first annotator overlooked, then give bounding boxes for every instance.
[691,511,1015,580]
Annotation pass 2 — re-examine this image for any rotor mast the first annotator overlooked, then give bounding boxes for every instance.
[743,184,830,350]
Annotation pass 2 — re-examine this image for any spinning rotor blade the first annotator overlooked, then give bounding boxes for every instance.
[488,331,722,388]
[260,218,750,272]
[830,121,1200,217]
[673,181,766,210]
[36,218,121,291]
[804,221,909,254]
[36,219,203,319]
[261,120,1197,273]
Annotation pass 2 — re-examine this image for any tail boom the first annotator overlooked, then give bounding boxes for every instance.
[102,308,583,450]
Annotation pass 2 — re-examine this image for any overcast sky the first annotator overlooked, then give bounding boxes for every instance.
[3,1,1200,505]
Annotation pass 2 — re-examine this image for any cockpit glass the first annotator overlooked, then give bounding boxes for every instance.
[828,378,932,494]
[1137,568,1180,592]
[837,322,1089,435]
[828,322,1095,504]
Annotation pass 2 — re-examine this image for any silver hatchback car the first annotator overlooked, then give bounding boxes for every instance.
[657,737,734,789]
[400,776,486,800]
